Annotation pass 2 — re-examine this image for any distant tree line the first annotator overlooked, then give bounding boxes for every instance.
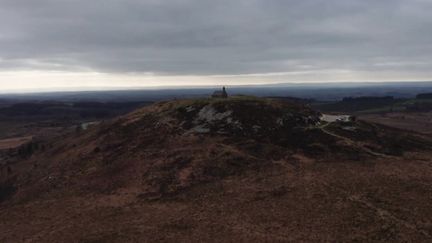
[416,93,432,99]
[317,96,398,112]
[0,101,152,119]
[16,141,46,158]
[342,96,394,102]
[266,96,315,104]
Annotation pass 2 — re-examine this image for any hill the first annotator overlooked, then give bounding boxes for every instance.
[1,97,432,242]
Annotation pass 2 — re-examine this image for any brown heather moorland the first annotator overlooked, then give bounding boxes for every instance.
[1,97,432,242]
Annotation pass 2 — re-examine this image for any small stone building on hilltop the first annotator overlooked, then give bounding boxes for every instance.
[212,87,228,98]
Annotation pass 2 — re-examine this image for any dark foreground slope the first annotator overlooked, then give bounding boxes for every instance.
[1,97,432,242]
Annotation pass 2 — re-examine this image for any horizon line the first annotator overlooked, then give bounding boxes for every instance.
[1,80,432,95]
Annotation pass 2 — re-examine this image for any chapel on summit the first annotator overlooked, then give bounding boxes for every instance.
[212,86,228,98]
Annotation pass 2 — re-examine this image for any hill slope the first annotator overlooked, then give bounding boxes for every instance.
[1,97,432,242]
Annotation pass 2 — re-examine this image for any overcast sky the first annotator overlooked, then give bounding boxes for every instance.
[1,0,432,91]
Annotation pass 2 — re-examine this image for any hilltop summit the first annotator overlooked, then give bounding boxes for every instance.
[4,96,429,200]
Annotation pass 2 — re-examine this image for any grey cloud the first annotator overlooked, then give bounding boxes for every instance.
[1,0,432,76]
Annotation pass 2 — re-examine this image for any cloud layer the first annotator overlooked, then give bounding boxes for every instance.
[1,0,432,87]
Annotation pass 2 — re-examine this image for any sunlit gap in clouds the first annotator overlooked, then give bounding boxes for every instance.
[1,69,432,93]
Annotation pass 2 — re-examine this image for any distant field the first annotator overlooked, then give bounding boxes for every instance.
[0,136,32,150]
[360,112,432,135]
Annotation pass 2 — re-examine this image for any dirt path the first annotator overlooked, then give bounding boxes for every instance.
[0,136,32,150]
[318,123,391,158]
